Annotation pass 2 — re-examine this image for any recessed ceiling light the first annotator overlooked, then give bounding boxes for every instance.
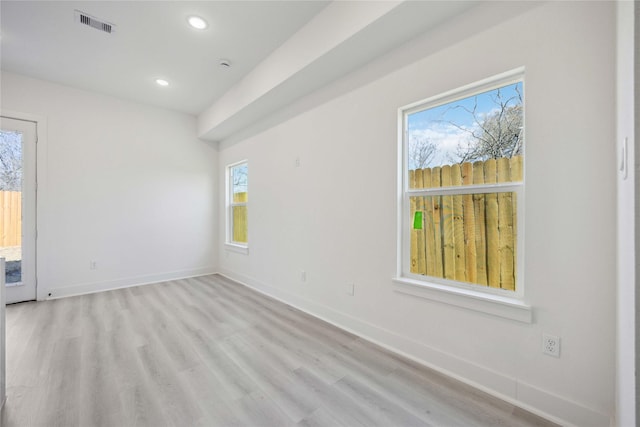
[155,79,169,87]
[188,16,207,30]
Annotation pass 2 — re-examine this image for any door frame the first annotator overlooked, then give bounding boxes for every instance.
[1,117,36,303]
[1,110,48,302]
[615,1,636,425]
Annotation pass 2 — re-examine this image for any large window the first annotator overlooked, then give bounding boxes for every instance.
[226,161,248,250]
[399,71,524,297]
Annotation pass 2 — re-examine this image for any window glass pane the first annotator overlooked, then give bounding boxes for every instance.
[231,163,248,202]
[0,130,23,284]
[409,192,517,290]
[407,82,523,182]
[232,205,248,243]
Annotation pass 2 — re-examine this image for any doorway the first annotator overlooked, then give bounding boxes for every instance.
[0,117,37,303]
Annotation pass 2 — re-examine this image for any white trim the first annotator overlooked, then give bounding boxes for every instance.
[615,1,636,425]
[401,67,525,115]
[1,110,49,301]
[0,258,6,415]
[45,267,216,299]
[396,107,405,281]
[397,70,526,305]
[215,270,608,427]
[224,243,249,255]
[4,282,24,288]
[407,182,520,196]
[225,159,249,247]
[0,114,38,303]
[392,276,531,323]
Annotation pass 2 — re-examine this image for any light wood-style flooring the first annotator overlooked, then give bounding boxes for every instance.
[2,274,557,426]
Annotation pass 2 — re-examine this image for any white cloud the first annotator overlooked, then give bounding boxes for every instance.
[409,122,477,167]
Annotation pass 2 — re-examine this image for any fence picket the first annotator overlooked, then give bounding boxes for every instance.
[451,164,466,282]
[497,158,515,290]
[0,191,21,247]
[422,169,436,276]
[431,167,444,278]
[232,191,248,243]
[409,171,417,273]
[510,156,522,285]
[462,162,477,284]
[414,169,427,275]
[1,192,6,244]
[511,155,523,181]
[13,192,20,245]
[440,166,455,280]
[472,162,488,286]
[483,159,500,288]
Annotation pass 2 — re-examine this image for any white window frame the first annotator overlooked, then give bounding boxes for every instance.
[225,160,249,254]
[393,68,531,323]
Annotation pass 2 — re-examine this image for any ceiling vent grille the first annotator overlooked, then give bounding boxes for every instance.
[74,10,115,34]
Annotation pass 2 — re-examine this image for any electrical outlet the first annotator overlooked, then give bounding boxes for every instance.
[89,260,97,270]
[542,334,560,357]
[300,271,306,282]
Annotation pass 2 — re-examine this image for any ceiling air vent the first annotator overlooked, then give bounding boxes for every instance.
[74,10,115,34]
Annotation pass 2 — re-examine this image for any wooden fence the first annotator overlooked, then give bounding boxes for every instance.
[409,156,522,290]
[0,191,21,247]
[233,192,248,243]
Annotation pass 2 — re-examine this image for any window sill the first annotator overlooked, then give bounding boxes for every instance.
[392,277,532,323]
[225,243,249,255]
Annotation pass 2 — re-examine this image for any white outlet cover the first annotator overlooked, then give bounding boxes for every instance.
[542,334,560,357]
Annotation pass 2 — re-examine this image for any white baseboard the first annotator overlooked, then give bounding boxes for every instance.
[45,267,217,299]
[216,268,610,427]
[516,381,610,427]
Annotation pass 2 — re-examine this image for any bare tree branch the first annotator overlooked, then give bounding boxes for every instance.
[408,137,436,170]
[452,84,523,163]
[0,131,22,191]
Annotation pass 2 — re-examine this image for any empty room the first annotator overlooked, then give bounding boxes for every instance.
[0,1,636,426]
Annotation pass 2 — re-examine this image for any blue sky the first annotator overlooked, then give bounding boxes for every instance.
[407,82,522,168]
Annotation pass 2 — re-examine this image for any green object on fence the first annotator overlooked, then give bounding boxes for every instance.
[413,211,423,230]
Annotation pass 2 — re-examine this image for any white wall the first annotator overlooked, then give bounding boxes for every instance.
[217,2,616,426]
[1,72,218,298]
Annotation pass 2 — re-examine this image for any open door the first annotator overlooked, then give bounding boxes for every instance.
[0,117,37,304]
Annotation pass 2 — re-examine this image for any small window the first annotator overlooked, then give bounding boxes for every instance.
[399,71,524,296]
[227,161,248,249]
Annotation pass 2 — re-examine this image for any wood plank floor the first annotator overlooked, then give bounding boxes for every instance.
[1,274,557,427]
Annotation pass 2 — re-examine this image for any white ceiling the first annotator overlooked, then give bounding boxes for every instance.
[0,1,481,142]
[0,1,329,115]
